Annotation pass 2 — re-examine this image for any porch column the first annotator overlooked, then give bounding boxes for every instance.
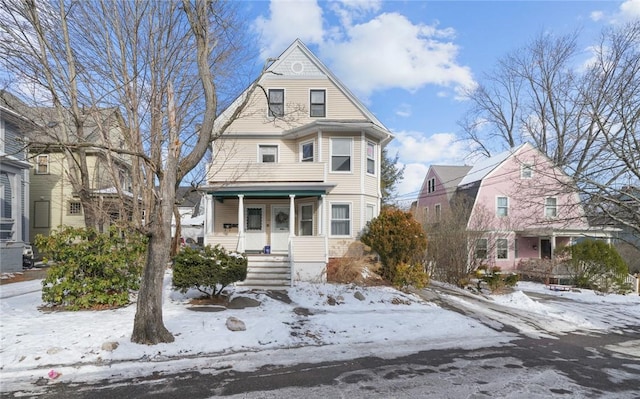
[289,195,296,238]
[550,233,556,259]
[204,195,214,234]
[318,195,325,235]
[237,195,245,253]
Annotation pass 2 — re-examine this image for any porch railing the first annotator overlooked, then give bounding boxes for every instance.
[624,274,639,294]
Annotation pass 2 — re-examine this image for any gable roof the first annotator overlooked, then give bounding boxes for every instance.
[215,39,392,142]
[458,143,528,186]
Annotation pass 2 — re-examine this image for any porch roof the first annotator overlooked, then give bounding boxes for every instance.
[515,225,622,238]
[203,182,336,198]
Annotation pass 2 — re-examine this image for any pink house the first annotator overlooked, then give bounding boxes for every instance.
[416,143,614,272]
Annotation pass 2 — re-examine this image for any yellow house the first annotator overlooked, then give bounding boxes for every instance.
[27,107,133,242]
[202,40,394,286]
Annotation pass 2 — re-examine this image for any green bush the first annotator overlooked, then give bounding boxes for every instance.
[35,226,146,310]
[360,207,427,282]
[393,262,429,290]
[561,240,628,292]
[172,245,247,298]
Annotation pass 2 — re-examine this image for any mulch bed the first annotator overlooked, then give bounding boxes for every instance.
[0,268,48,285]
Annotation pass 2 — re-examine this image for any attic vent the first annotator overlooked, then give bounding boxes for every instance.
[291,61,304,74]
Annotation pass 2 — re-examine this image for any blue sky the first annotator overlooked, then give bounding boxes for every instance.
[239,0,640,205]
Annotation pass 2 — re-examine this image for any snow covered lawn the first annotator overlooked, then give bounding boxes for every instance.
[1,270,509,393]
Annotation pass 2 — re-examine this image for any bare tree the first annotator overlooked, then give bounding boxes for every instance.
[460,22,640,247]
[420,194,494,286]
[1,0,261,344]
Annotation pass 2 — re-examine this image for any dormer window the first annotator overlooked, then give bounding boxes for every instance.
[310,89,326,117]
[268,89,284,117]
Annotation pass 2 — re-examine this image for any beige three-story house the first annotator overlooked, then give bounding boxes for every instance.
[202,39,393,286]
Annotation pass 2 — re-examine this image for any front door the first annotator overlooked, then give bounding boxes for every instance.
[271,205,290,253]
[540,238,552,259]
[245,205,266,252]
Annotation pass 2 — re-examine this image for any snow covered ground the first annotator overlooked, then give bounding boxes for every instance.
[1,271,639,394]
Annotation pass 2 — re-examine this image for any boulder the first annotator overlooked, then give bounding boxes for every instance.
[101,341,119,351]
[226,316,246,332]
[227,296,260,309]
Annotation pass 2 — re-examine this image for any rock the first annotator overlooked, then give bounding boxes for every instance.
[326,295,337,306]
[101,341,119,351]
[227,296,260,309]
[46,347,63,355]
[354,291,366,301]
[226,316,246,331]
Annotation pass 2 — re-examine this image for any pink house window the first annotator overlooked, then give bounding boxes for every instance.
[545,197,557,218]
[497,196,508,217]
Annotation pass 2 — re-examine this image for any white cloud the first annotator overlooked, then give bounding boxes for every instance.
[253,0,324,60]
[590,11,604,22]
[619,0,640,19]
[321,12,474,97]
[253,2,475,99]
[395,162,428,200]
[389,131,467,164]
[394,103,412,118]
[385,131,470,200]
[330,0,382,27]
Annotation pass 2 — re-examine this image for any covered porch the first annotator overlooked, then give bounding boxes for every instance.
[202,183,335,286]
[514,227,619,283]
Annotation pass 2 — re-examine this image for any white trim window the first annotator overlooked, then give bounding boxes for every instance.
[35,154,49,174]
[299,203,314,236]
[435,203,441,221]
[300,141,314,162]
[69,201,82,215]
[366,141,376,175]
[331,138,352,172]
[497,196,508,217]
[268,89,284,117]
[330,203,351,236]
[496,238,508,259]
[545,197,557,218]
[309,89,326,117]
[365,203,376,224]
[259,145,278,163]
[475,238,488,259]
[521,163,533,179]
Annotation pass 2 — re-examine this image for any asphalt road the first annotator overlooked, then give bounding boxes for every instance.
[9,285,639,399]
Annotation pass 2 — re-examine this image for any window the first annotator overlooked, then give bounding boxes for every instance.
[514,238,519,258]
[331,204,350,236]
[497,238,508,259]
[35,154,49,174]
[475,238,488,259]
[246,207,263,231]
[545,197,557,218]
[310,89,326,117]
[299,204,313,236]
[259,145,278,163]
[69,202,82,215]
[521,163,533,179]
[366,142,376,175]
[427,177,436,193]
[365,203,376,224]
[435,204,441,221]
[331,138,351,172]
[497,196,508,217]
[301,141,314,162]
[268,89,284,117]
